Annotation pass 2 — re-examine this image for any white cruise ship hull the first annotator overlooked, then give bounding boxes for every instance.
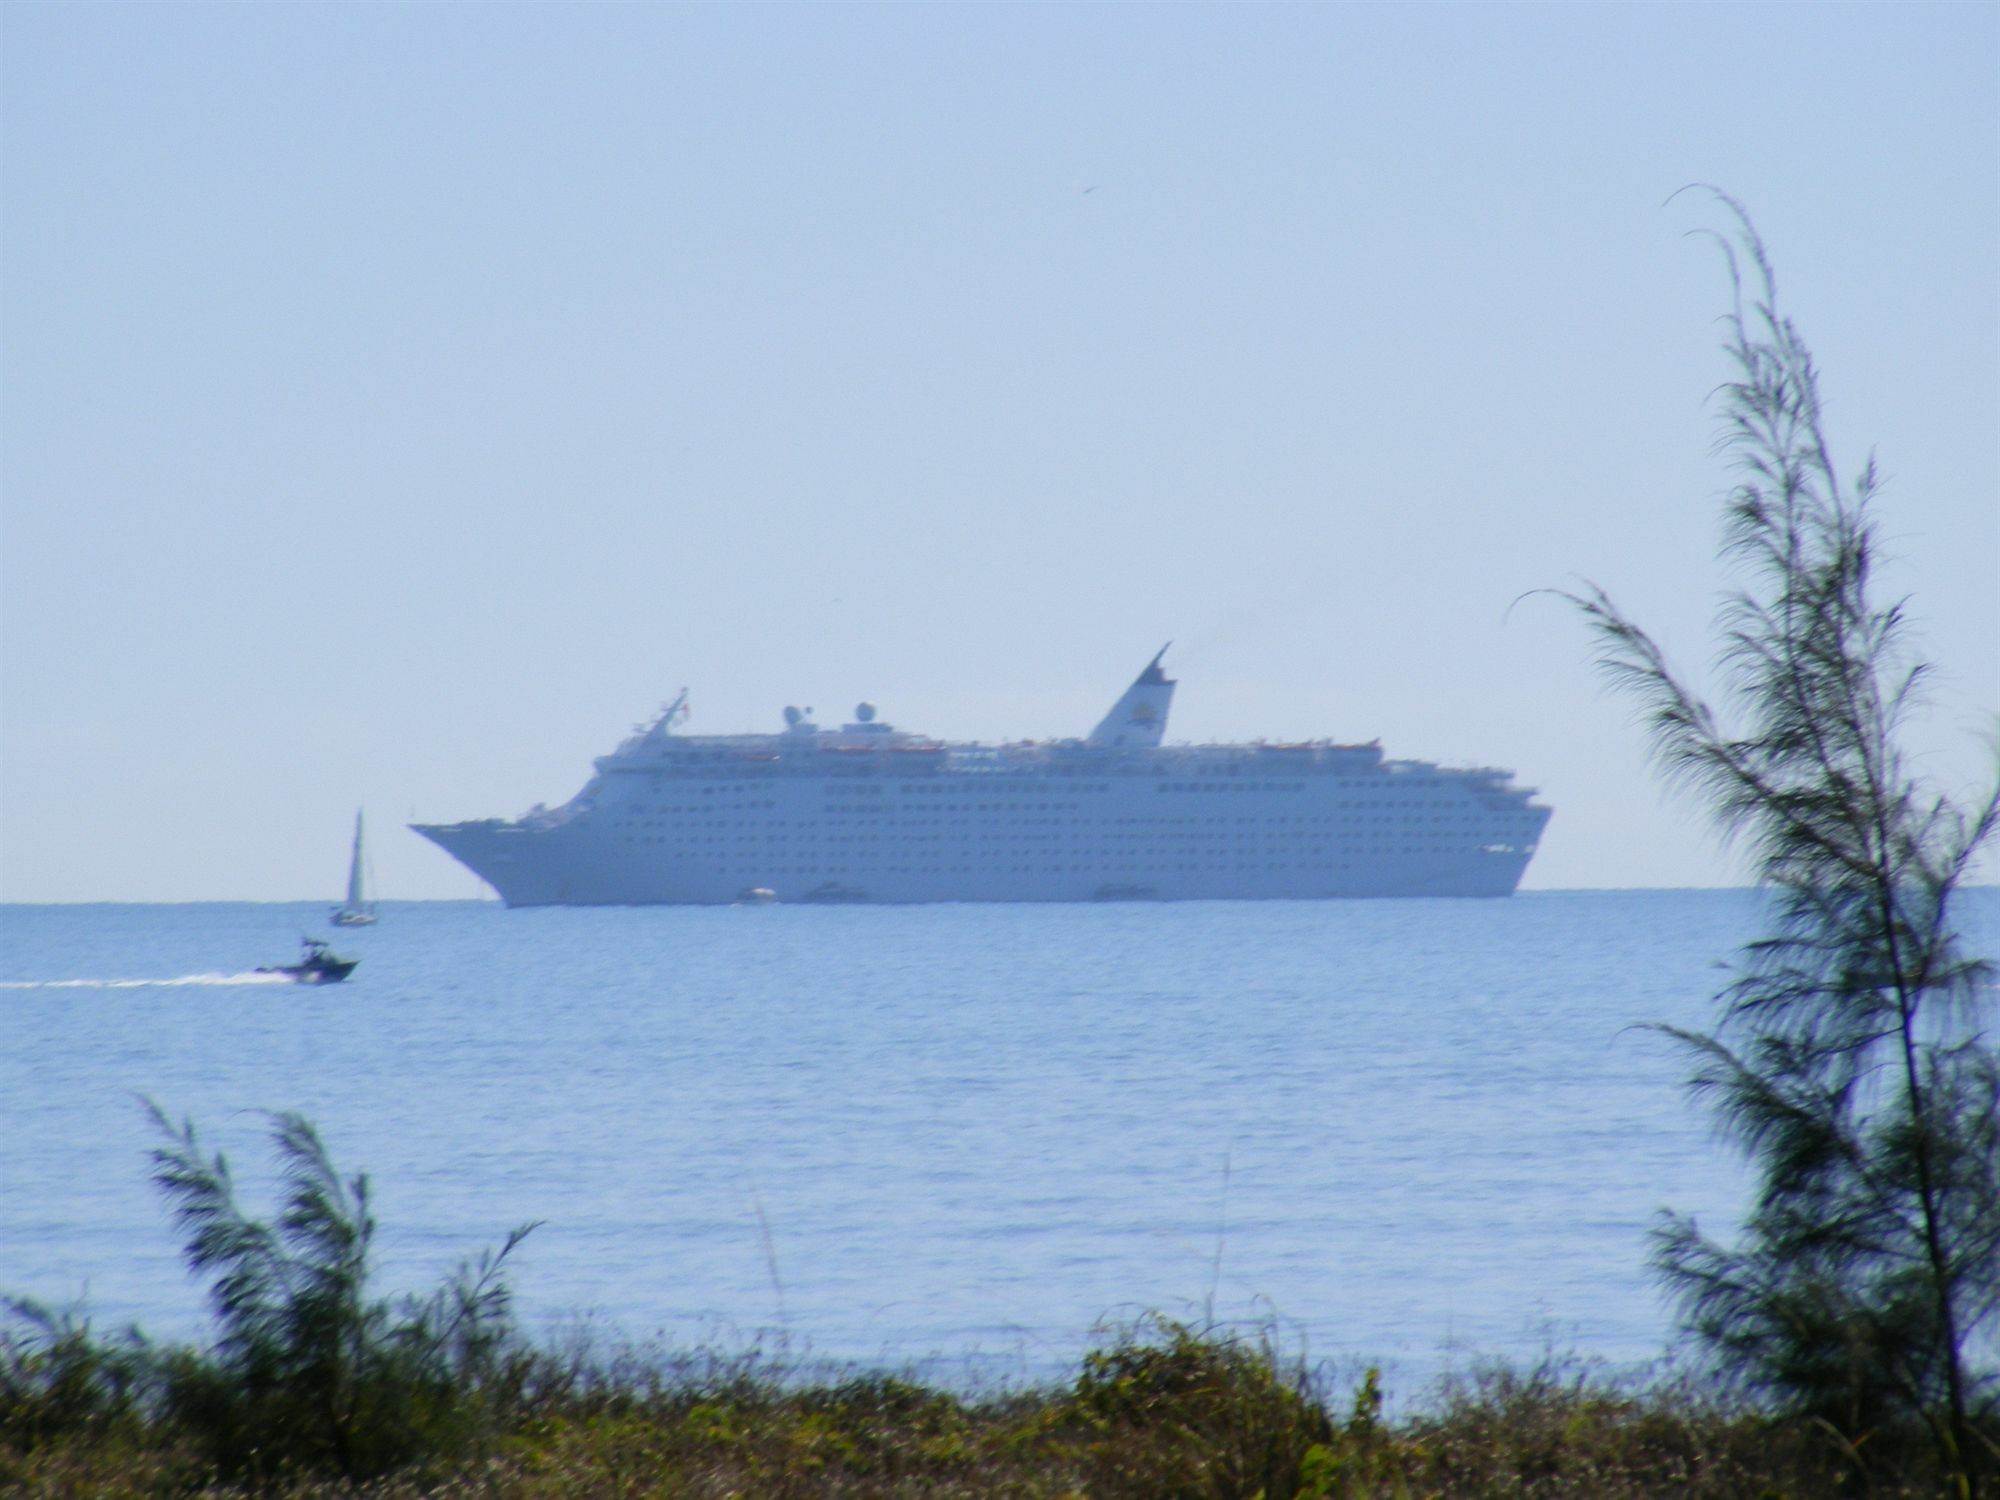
[415,761,1547,906]
[413,657,1550,906]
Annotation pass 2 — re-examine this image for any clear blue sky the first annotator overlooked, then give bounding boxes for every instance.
[3,1,1994,901]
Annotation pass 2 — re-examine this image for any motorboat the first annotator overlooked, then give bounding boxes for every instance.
[258,937,359,985]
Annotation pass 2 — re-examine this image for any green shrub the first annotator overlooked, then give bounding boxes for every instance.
[140,1101,536,1483]
[0,1301,149,1447]
[1063,1315,1335,1498]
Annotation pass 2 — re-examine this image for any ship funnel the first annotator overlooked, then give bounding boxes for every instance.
[1087,645,1175,748]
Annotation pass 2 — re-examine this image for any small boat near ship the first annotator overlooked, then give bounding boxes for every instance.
[257,937,358,985]
[330,809,377,927]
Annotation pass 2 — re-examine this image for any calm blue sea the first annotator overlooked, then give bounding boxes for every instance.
[6,892,1992,1399]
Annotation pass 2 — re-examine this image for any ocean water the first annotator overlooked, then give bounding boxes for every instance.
[7,892,1988,1400]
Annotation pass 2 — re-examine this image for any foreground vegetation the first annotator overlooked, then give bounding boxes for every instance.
[8,1105,1988,1497]
[8,1310,1988,1498]
[1571,194,2000,1496]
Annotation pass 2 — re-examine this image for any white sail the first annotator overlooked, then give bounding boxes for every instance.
[331,810,377,925]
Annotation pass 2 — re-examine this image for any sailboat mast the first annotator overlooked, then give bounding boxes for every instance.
[347,811,367,908]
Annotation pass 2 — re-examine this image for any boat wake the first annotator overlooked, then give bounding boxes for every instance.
[0,971,295,990]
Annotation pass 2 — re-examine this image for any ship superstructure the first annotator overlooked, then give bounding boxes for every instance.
[413,651,1551,905]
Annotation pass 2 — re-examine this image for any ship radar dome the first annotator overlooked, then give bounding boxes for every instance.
[856,702,876,722]
[784,706,803,726]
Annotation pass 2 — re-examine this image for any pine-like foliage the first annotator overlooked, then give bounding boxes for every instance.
[1574,195,2000,1492]
[142,1100,536,1482]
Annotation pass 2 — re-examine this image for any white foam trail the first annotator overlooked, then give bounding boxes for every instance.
[0,971,294,990]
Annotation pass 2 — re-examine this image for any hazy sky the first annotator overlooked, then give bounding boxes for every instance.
[3,2,1994,902]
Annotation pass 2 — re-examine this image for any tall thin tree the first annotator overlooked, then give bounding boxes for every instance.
[1573,193,2000,1493]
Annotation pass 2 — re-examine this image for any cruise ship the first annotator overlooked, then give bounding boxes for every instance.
[413,651,1551,905]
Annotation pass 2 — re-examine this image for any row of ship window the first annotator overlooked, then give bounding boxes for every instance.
[1155,781,1310,793]
[619,813,1517,829]
[620,832,1488,849]
[636,797,1487,816]
[613,858,1453,873]
[888,782,1120,795]
[648,784,1487,805]
[641,766,1442,787]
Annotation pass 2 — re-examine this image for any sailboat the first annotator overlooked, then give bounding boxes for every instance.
[330,810,378,927]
